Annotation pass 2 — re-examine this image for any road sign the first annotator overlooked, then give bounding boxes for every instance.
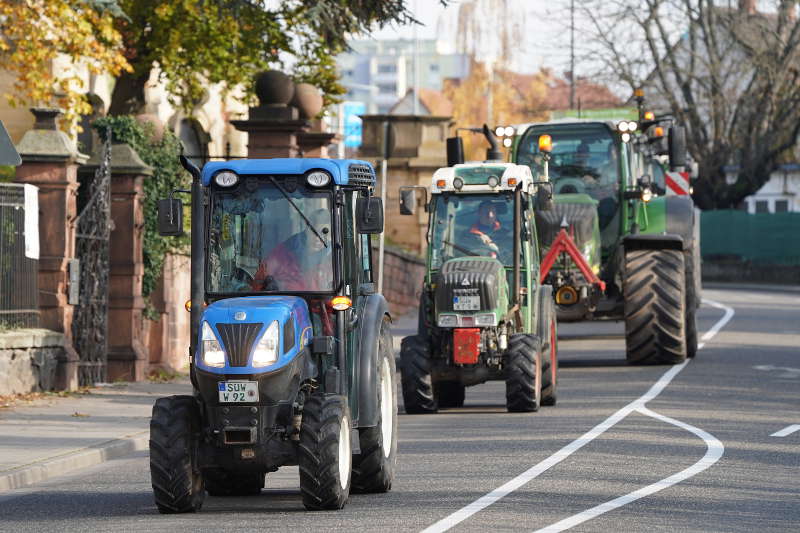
[343,101,366,148]
[0,120,21,166]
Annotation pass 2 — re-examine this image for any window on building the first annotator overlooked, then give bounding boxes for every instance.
[344,69,355,77]
[755,200,769,213]
[429,64,440,72]
[377,83,396,94]
[378,64,397,74]
[775,199,789,212]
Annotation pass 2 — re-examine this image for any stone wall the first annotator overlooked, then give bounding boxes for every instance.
[0,329,65,395]
[148,254,191,374]
[377,244,425,317]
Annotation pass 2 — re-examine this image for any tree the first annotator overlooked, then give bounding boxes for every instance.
[109,0,425,115]
[577,0,800,209]
[0,0,130,128]
[444,60,551,161]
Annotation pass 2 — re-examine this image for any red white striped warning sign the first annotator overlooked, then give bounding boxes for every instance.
[665,171,690,195]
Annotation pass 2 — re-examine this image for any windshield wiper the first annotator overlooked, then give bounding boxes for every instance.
[442,239,479,256]
[268,176,327,248]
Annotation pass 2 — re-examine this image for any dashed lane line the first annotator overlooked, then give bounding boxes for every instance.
[771,424,800,437]
[420,299,735,533]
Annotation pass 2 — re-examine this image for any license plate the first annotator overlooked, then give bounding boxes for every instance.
[453,295,480,311]
[218,381,258,403]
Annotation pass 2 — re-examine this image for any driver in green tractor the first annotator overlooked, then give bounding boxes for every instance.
[466,200,508,261]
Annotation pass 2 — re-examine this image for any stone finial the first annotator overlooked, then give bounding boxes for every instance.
[31,108,62,130]
[16,108,87,164]
[291,83,324,119]
[255,70,295,107]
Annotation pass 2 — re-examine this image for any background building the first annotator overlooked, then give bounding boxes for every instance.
[338,38,469,114]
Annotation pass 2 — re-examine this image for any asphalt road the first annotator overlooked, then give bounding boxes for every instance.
[1,287,798,532]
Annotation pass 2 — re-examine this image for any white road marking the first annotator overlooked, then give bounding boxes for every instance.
[752,365,800,379]
[420,298,734,533]
[770,424,800,437]
[534,406,725,532]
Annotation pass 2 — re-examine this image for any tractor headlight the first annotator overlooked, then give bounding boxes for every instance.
[201,321,225,367]
[438,314,458,328]
[252,320,280,367]
[306,170,331,187]
[453,177,464,190]
[214,171,239,187]
[641,187,653,203]
[474,313,497,326]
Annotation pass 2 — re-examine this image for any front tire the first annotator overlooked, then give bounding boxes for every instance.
[299,394,352,510]
[400,335,437,414]
[624,249,687,365]
[540,304,559,406]
[505,334,542,413]
[352,319,398,493]
[149,395,205,514]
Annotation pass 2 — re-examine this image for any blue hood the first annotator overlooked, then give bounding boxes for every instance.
[196,296,312,375]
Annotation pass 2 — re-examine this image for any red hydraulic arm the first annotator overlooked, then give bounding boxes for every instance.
[539,228,606,292]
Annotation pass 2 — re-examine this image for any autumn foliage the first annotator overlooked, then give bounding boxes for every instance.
[0,0,130,128]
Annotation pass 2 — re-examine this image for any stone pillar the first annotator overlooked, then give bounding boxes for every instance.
[231,71,306,157]
[14,108,87,390]
[80,142,152,382]
[359,114,452,255]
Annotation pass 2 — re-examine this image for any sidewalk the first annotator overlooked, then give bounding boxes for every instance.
[0,317,417,493]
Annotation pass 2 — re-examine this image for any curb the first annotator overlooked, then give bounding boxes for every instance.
[0,431,148,493]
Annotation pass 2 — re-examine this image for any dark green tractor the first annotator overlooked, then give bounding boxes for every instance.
[512,112,701,365]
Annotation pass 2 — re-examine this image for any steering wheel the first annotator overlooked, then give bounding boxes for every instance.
[554,177,588,195]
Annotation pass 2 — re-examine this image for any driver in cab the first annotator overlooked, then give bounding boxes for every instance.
[250,208,333,292]
[468,201,503,259]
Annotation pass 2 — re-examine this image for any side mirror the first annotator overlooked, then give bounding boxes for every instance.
[668,126,687,170]
[534,182,554,211]
[399,188,416,215]
[356,197,384,234]
[158,198,183,236]
[446,136,465,167]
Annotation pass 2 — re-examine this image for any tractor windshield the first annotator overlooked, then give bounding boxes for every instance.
[429,193,515,270]
[517,124,619,199]
[206,181,334,294]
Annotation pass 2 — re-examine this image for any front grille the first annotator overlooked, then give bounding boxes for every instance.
[348,163,376,187]
[435,259,503,312]
[216,323,263,367]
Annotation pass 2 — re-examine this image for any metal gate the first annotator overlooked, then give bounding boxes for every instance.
[72,129,111,386]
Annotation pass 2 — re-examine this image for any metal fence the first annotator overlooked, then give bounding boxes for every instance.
[0,183,39,328]
[701,210,800,265]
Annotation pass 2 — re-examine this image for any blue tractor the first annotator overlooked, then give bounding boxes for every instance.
[151,157,397,512]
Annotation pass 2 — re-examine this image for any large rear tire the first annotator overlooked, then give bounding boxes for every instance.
[505,334,542,413]
[204,469,264,497]
[299,394,352,510]
[685,244,700,358]
[352,319,398,493]
[400,335,437,414]
[624,249,687,365]
[149,395,205,514]
[540,303,559,406]
[435,381,465,408]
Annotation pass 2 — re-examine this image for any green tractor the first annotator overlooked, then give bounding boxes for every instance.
[511,105,701,365]
[398,127,559,413]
